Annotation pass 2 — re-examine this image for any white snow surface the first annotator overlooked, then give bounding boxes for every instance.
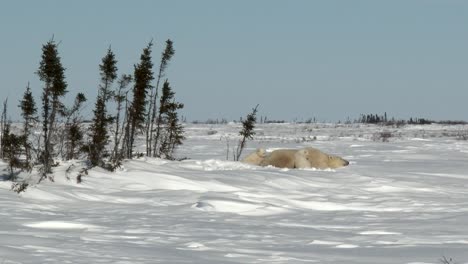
[1,123,468,263]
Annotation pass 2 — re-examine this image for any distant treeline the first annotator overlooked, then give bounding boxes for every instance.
[355,113,467,126]
[191,116,287,124]
[190,113,467,126]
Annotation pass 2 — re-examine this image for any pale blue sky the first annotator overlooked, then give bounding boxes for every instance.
[1,0,467,122]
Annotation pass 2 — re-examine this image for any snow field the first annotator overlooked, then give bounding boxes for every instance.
[1,123,468,263]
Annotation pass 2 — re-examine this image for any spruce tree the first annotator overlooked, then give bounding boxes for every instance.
[0,98,7,160]
[111,74,132,166]
[162,101,185,159]
[155,80,184,159]
[89,47,118,166]
[235,105,259,161]
[1,99,26,178]
[19,83,38,166]
[1,122,26,179]
[66,122,83,160]
[126,41,154,158]
[147,39,175,156]
[36,38,68,179]
[61,93,86,160]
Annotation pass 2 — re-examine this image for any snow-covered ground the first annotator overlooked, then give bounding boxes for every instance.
[1,123,468,264]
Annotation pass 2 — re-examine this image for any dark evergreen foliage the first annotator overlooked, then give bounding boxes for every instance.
[408,117,433,125]
[62,93,87,160]
[19,83,38,166]
[147,39,176,156]
[0,98,7,160]
[0,37,184,185]
[36,39,68,179]
[357,113,433,126]
[155,80,184,159]
[66,122,84,160]
[126,41,154,158]
[89,47,118,167]
[235,105,259,161]
[1,122,26,179]
[159,40,175,75]
[20,84,38,123]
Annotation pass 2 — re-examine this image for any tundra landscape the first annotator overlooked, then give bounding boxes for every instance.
[1,2,467,264]
[1,122,468,264]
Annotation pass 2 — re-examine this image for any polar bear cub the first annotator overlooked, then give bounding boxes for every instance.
[241,148,267,165]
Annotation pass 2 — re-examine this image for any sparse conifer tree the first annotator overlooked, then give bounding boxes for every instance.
[19,83,38,166]
[62,93,86,160]
[36,38,68,180]
[66,122,83,160]
[126,41,154,159]
[111,74,132,167]
[162,107,184,159]
[121,93,132,159]
[147,39,175,156]
[0,98,8,160]
[89,47,118,167]
[235,105,259,161]
[1,121,26,179]
[0,99,25,179]
[156,80,184,159]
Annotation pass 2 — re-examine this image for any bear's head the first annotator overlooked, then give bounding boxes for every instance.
[256,148,266,157]
[242,148,268,166]
[327,155,349,168]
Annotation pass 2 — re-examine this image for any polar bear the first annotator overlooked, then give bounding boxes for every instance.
[297,147,349,169]
[241,148,266,165]
[259,147,349,169]
[258,149,299,168]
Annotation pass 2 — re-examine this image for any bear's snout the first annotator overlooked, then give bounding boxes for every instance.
[344,160,350,166]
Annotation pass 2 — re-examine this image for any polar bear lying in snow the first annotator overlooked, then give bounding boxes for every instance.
[242,147,349,169]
